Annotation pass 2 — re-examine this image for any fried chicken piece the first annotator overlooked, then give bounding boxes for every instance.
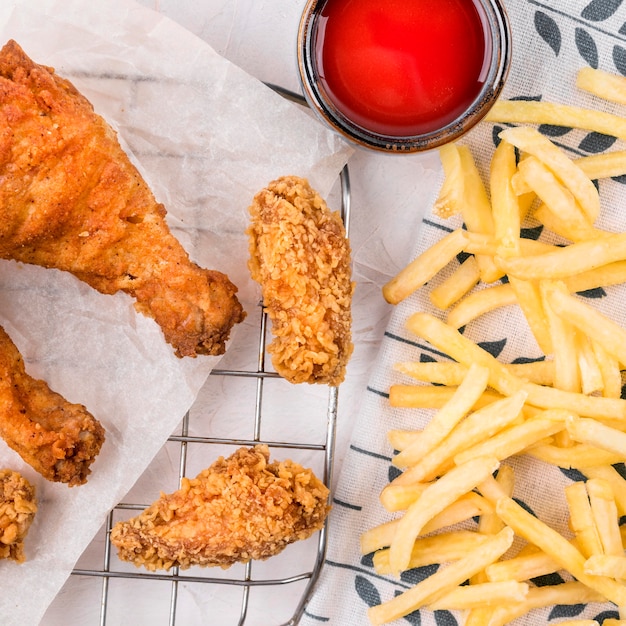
[0,326,104,486]
[0,469,37,562]
[247,176,354,385]
[110,445,330,570]
[0,40,245,358]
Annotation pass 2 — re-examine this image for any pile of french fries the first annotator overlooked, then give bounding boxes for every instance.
[364,68,626,626]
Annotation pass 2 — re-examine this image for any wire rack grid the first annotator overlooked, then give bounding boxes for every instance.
[68,87,352,625]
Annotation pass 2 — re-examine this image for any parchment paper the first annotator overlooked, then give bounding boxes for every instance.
[0,1,352,624]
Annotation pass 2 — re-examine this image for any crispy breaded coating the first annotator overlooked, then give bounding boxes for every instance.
[247,176,354,385]
[0,326,104,486]
[0,469,37,562]
[110,445,330,570]
[0,40,245,358]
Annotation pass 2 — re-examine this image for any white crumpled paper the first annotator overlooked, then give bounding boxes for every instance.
[0,1,352,624]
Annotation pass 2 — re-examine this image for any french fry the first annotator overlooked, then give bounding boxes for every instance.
[453,410,568,466]
[428,580,529,610]
[389,384,502,411]
[372,530,490,574]
[485,99,626,142]
[394,359,555,386]
[577,66,626,105]
[392,393,525,485]
[533,201,605,242]
[386,429,420,451]
[584,553,626,579]
[491,495,626,606]
[591,341,623,399]
[382,228,469,304]
[567,416,626,459]
[447,283,517,329]
[360,491,493,555]
[388,456,500,575]
[508,275,553,354]
[379,481,430,512]
[497,232,626,281]
[587,478,623,556]
[486,582,606,626]
[368,527,514,625]
[392,363,490,469]
[485,548,560,582]
[583,464,626,517]
[490,139,521,256]
[562,260,626,296]
[565,481,604,559]
[576,332,605,395]
[434,142,465,218]
[430,255,481,309]
[499,126,600,222]
[526,442,625,468]
[576,150,626,180]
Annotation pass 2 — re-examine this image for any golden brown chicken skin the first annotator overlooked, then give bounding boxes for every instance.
[0,40,245,358]
[110,445,330,570]
[0,469,37,562]
[0,326,104,486]
[247,176,354,385]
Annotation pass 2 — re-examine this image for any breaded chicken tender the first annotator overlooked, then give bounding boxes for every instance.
[110,445,330,570]
[0,326,104,486]
[0,469,37,562]
[247,176,353,385]
[0,40,245,358]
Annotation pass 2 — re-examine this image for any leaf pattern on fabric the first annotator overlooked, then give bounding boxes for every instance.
[388,464,402,482]
[613,44,626,75]
[559,467,587,482]
[521,225,544,241]
[581,0,624,21]
[401,564,439,586]
[549,603,586,619]
[538,124,572,137]
[535,11,562,56]
[533,572,566,587]
[575,27,599,67]
[434,610,458,626]
[355,575,381,608]
[592,610,621,623]
[576,286,607,299]
[476,338,506,359]
[578,131,617,153]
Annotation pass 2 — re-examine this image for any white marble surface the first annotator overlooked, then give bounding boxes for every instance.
[27,1,442,624]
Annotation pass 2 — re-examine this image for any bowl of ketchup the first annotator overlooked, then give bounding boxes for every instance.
[297,0,511,152]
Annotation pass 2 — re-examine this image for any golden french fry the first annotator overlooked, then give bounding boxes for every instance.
[491,495,626,606]
[382,228,469,304]
[368,527,514,625]
[434,142,465,218]
[500,126,600,221]
[447,283,517,329]
[428,580,529,610]
[360,492,493,555]
[372,530,490,574]
[490,139,521,256]
[587,478,623,556]
[379,481,430,512]
[562,260,626,296]
[576,331,605,395]
[583,464,626,517]
[577,66,626,104]
[576,150,626,180]
[392,363,490,469]
[485,548,560,582]
[393,393,525,485]
[429,255,481,309]
[567,416,626,459]
[388,456,500,575]
[585,553,626,579]
[497,232,626,281]
[508,275,553,354]
[486,99,626,142]
[565,481,604,559]
[453,410,567,466]
[541,280,580,393]
[389,384,502,411]
[547,287,626,368]
[533,201,605,242]
[591,341,623,399]
[526,442,625,468]
[387,429,420,451]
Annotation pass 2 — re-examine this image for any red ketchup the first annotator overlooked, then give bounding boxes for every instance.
[314,0,490,137]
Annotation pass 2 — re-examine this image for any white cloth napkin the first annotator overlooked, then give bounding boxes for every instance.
[304,1,626,624]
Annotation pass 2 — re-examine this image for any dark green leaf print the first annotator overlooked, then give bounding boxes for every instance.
[434,609,458,626]
[581,0,624,21]
[401,564,438,586]
[477,338,506,359]
[578,131,617,153]
[538,124,572,137]
[548,603,585,619]
[613,45,626,75]
[559,467,587,482]
[535,11,562,56]
[575,28,599,68]
[355,575,381,608]
[533,572,566,588]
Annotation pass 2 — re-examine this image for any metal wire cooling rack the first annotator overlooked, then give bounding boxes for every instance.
[69,85,352,626]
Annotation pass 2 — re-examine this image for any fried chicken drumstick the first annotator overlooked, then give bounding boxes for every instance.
[110,445,330,570]
[247,175,354,385]
[0,40,245,358]
[0,326,104,486]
